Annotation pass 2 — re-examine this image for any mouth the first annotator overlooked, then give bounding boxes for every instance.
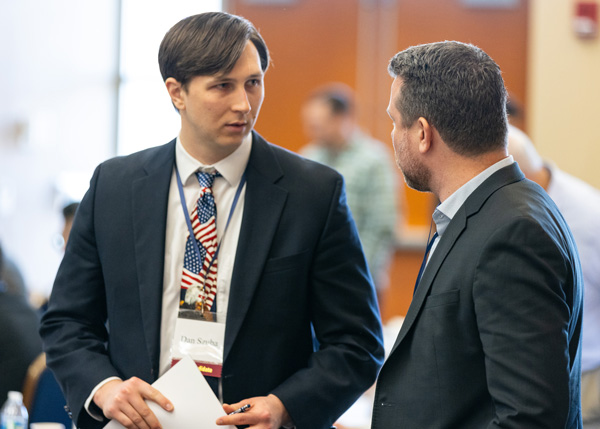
[226,121,248,130]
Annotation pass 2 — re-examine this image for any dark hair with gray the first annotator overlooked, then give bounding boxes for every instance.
[159,12,269,89]
[388,41,507,157]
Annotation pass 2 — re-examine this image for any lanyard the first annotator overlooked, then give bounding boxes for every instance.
[175,165,246,279]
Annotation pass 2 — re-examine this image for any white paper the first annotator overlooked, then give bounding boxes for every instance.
[104,356,234,429]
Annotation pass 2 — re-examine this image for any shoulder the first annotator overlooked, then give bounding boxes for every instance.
[471,177,580,266]
[100,140,174,170]
[92,140,175,182]
[459,167,566,245]
[481,177,562,227]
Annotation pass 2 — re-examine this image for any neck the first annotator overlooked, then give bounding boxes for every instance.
[434,150,508,202]
[181,143,231,165]
[179,131,247,165]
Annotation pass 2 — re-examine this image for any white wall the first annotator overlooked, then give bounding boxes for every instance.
[0,0,223,299]
[117,0,223,155]
[528,0,600,188]
[0,0,119,297]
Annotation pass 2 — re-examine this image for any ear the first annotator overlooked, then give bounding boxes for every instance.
[165,77,186,111]
[416,117,433,154]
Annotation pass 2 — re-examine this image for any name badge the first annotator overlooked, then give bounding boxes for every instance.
[171,311,225,378]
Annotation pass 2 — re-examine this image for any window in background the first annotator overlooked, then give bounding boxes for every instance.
[118,0,223,155]
[0,1,120,297]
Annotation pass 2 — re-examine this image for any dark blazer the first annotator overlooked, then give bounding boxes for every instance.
[40,132,384,429]
[372,163,583,429]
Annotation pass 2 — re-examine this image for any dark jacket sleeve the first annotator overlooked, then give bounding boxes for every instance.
[40,163,118,428]
[474,217,582,428]
[269,172,385,428]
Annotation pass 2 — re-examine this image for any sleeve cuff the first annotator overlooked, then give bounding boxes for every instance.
[84,376,122,421]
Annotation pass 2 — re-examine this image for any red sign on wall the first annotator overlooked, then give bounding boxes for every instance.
[574,2,598,38]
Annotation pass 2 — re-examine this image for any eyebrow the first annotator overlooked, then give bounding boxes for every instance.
[213,69,264,79]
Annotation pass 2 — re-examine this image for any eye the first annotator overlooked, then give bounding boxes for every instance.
[247,79,262,87]
[215,82,231,90]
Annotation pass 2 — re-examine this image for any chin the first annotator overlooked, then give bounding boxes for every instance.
[403,173,430,193]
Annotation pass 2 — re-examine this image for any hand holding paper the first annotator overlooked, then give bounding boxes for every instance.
[94,378,172,428]
[105,356,234,429]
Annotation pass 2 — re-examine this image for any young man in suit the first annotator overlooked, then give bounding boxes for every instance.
[40,12,384,429]
[372,41,583,428]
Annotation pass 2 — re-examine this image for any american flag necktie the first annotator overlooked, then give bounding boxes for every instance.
[180,170,219,313]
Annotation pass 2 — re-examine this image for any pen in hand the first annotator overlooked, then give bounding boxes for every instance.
[228,404,251,415]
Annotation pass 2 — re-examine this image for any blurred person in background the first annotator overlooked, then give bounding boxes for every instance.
[0,243,27,298]
[61,202,79,249]
[0,244,43,404]
[508,125,600,428]
[36,201,81,315]
[301,83,399,302]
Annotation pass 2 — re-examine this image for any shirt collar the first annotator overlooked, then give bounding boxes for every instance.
[434,155,514,237]
[175,133,252,187]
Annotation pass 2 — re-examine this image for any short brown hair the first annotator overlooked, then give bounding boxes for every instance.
[158,12,269,88]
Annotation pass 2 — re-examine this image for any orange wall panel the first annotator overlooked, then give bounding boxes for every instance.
[230,0,360,153]
[228,0,529,318]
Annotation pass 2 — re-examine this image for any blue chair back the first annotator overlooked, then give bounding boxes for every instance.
[23,354,71,428]
[28,367,71,427]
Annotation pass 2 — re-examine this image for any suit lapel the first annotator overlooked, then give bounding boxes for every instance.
[389,163,525,355]
[389,210,467,355]
[224,133,287,361]
[131,140,176,376]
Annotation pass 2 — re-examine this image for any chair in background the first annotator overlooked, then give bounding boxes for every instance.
[22,353,72,428]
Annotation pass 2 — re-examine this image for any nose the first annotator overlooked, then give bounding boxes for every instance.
[232,87,251,113]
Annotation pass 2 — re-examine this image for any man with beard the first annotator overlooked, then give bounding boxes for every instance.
[371,41,583,428]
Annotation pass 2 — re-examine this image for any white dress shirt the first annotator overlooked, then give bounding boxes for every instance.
[160,134,251,376]
[546,164,600,372]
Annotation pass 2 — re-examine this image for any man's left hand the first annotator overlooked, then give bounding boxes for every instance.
[216,394,292,428]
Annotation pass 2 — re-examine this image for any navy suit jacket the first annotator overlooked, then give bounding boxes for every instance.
[372,163,583,429]
[41,132,384,429]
